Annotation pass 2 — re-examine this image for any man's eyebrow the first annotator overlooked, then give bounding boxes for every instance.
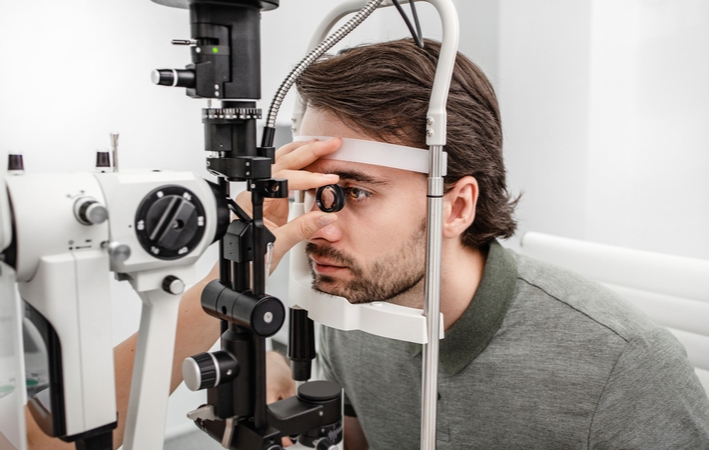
[328,169,389,186]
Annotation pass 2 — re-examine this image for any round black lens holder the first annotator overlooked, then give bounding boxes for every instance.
[135,185,207,260]
[315,184,345,213]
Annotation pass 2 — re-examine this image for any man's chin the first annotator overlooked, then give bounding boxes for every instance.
[310,281,373,305]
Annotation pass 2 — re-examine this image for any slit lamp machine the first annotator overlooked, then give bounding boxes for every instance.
[0,1,459,449]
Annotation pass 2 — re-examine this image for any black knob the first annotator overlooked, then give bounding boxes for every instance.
[162,275,184,295]
[182,350,238,391]
[135,185,207,260]
[95,150,111,171]
[7,153,24,173]
[151,69,196,88]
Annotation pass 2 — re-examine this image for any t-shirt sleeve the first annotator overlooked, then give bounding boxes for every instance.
[589,327,708,449]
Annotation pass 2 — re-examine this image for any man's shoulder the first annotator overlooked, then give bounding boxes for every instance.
[508,250,673,346]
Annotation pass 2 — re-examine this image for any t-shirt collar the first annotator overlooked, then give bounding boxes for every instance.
[409,240,518,376]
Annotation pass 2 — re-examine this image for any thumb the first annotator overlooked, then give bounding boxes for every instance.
[270,212,337,269]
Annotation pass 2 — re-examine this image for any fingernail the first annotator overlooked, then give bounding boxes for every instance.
[317,213,337,227]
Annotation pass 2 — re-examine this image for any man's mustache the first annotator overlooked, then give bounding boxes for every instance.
[305,243,354,268]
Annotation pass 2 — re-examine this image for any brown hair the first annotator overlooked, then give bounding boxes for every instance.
[296,38,518,248]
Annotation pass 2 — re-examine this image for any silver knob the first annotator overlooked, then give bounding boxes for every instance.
[74,197,108,225]
[105,242,131,262]
[162,275,185,295]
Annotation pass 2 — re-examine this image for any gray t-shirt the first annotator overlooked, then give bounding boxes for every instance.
[319,241,709,449]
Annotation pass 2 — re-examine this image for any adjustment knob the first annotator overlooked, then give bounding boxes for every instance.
[151,69,196,88]
[182,350,239,391]
[105,242,131,262]
[135,185,207,260]
[7,153,24,174]
[162,275,184,295]
[74,197,108,225]
[95,150,111,172]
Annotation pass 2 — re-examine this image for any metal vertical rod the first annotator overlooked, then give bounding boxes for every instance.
[421,144,444,449]
[219,178,231,284]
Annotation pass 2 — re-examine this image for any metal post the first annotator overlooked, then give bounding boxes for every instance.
[421,144,445,449]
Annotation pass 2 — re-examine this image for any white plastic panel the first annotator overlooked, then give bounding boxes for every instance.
[521,232,708,302]
[602,283,709,336]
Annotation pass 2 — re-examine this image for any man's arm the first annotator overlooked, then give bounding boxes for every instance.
[589,328,708,448]
[344,416,368,450]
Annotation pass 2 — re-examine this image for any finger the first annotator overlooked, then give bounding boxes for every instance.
[270,211,338,269]
[273,170,339,192]
[273,138,341,173]
[275,138,316,161]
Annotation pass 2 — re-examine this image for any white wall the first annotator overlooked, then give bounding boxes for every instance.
[464,0,707,259]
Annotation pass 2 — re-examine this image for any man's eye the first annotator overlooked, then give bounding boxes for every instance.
[344,187,370,201]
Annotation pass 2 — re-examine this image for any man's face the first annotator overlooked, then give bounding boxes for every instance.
[301,108,429,305]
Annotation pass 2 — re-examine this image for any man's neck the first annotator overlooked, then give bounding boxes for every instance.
[387,242,487,331]
[439,243,486,330]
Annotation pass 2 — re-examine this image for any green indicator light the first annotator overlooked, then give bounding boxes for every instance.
[212,47,219,54]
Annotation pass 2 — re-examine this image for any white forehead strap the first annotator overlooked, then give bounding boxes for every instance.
[294,136,444,174]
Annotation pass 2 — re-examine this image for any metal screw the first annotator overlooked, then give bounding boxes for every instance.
[264,312,273,324]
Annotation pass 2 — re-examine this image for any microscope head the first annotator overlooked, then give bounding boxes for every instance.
[151,0,278,100]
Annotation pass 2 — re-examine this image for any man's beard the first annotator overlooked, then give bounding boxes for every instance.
[305,222,427,304]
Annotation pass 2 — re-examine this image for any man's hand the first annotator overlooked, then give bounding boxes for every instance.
[237,138,343,271]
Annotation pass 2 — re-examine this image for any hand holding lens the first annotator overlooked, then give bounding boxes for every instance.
[309,184,345,213]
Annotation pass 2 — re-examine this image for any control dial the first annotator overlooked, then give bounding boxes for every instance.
[74,197,108,225]
[135,185,206,260]
[182,350,239,391]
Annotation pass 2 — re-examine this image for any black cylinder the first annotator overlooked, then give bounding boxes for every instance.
[201,280,285,337]
[7,153,24,172]
[152,69,196,88]
[288,308,315,381]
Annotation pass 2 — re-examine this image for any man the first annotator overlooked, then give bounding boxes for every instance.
[28,38,707,449]
[276,38,708,449]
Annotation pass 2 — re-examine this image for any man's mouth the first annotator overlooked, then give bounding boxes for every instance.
[309,255,348,275]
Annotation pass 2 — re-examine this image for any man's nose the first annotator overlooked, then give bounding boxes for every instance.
[308,217,342,243]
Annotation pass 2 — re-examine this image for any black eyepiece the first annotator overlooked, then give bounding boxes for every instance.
[316,185,345,213]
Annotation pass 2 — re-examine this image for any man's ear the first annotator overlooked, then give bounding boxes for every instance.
[443,176,478,239]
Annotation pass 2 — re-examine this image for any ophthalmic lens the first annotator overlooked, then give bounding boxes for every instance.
[306,184,345,213]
